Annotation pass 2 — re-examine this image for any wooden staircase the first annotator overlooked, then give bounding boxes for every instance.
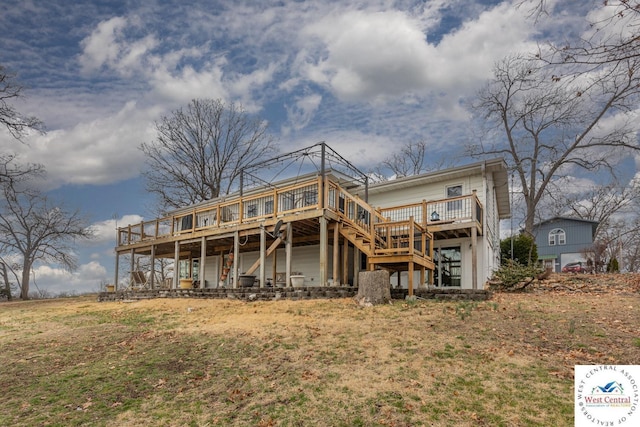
[330,183,434,277]
[340,222,374,255]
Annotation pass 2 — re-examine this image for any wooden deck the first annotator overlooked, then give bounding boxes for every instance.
[115,175,483,294]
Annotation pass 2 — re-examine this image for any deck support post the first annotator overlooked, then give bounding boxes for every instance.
[233,231,239,289]
[272,245,277,287]
[200,236,207,288]
[150,245,156,289]
[471,189,478,290]
[173,241,179,289]
[353,248,360,287]
[114,252,120,291]
[332,223,339,286]
[259,227,266,288]
[342,237,349,286]
[319,216,328,286]
[218,251,224,288]
[285,222,292,286]
[129,248,135,288]
[471,225,478,290]
[408,262,414,296]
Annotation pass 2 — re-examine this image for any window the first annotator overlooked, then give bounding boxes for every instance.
[434,247,461,287]
[265,200,274,215]
[446,184,462,212]
[302,190,317,206]
[280,192,295,211]
[549,228,566,246]
[246,203,258,218]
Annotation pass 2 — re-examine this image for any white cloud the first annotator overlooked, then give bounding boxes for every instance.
[79,16,129,74]
[5,101,157,187]
[301,10,434,102]
[90,214,145,244]
[32,261,108,295]
[150,61,229,105]
[289,1,540,124]
[433,2,537,88]
[282,93,323,135]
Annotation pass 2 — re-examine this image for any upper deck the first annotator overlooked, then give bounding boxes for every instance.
[115,174,483,254]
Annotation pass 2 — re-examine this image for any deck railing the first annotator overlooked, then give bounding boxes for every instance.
[373,219,432,258]
[378,191,483,230]
[117,177,323,246]
[117,177,482,249]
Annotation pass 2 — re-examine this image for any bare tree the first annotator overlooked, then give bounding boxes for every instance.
[0,65,44,141]
[470,52,640,235]
[622,216,640,272]
[0,153,43,185]
[544,181,636,225]
[0,174,93,300]
[373,140,451,181]
[522,1,640,66]
[140,98,277,211]
[382,140,428,178]
[1,65,45,185]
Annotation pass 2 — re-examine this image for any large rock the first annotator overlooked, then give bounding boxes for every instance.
[355,270,391,306]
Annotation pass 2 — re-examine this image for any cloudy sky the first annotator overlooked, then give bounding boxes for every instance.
[0,0,627,294]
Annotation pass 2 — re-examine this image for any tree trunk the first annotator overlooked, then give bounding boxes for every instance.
[20,262,31,300]
[1,263,12,301]
[355,270,391,306]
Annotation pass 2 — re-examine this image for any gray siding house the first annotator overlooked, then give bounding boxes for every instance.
[532,217,599,272]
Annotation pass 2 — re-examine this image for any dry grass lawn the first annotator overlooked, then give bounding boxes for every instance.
[1,274,639,426]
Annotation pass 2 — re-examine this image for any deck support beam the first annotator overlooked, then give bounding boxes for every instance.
[150,245,156,289]
[233,231,239,289]
[342,237,349,286]
[318,216,329,286]
[471,225,478,290]
[114,252,120,291]
[260,227,266,287]
[173,241,179,289]
[408,262,414,296]
[319,216,328,285]
[200,236,207,288]
[333,223,339,286]
[285,222,292,286]
[129,248,135,288]
[353,248,360,287]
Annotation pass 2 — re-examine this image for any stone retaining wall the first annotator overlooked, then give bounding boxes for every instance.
[97,286,490,302]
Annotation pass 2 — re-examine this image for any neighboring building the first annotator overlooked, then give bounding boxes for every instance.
[532,217,599,272]
[114,144,510,292]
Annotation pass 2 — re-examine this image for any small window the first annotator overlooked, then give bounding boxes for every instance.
[549,228,566,246]
[246,204,258,218]
[446,184,462,211]
[265,200,274,215]
[302,190,317,206]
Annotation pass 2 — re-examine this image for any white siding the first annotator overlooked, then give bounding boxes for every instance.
[367,175,486,209]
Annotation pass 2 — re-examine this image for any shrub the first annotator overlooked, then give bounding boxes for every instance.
[491,259,543,291]
[500,234,538,266]
[607,258,619,273]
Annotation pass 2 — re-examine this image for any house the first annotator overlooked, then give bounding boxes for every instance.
[114,144,510,293]
[532,217,599,272]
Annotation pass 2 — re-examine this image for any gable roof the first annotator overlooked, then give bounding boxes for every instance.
[533,216,599,227]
